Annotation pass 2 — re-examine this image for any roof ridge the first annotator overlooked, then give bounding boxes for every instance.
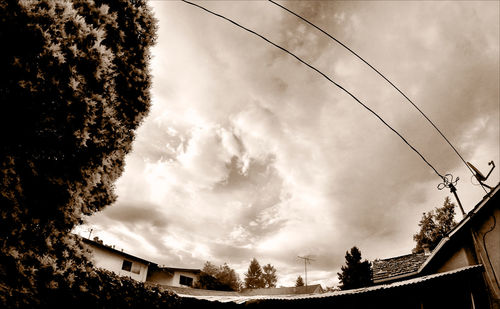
[374,252,425,262]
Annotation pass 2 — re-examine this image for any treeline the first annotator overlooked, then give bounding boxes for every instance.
[195,258,278,291]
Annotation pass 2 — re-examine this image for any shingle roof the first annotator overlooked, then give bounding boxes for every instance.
[372,253,428,283]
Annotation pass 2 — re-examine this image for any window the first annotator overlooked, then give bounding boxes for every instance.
[122,260,132,272]
[179,275,193,287]
[131,262,141,274]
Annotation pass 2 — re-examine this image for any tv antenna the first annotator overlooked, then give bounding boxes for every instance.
[467,161,495,191]
[297,255,315,287]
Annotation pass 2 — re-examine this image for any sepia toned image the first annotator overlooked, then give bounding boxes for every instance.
[1,1,499,308]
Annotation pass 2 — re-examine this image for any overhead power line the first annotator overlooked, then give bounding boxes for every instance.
[181,0,444,180]
[268,0,485,193]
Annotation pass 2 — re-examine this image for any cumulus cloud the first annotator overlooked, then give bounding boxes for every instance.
[75,1,499,287]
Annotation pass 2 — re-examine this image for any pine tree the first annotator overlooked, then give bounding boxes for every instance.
[244,258,265,289]
[262,264,278,288]
[413,197,457,253]
[337,246,372,290]
[295,275,305,287]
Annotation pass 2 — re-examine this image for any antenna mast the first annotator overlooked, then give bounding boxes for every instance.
[297,256,314,287]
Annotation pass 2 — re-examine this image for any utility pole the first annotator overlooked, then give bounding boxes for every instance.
[297,256,314,287]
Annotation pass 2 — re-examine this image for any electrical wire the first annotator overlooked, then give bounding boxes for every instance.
[182,0,445,180]
[268,0,487,193]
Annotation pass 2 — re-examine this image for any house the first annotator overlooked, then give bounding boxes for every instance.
[82,237,201,287]
[82,237,152,282]
[371,183,500,308]
[146,265,201,287]
[418,183,500,308]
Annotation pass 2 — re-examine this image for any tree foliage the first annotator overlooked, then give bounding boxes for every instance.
[413,197,457,253]
[262,263,278,288]
[337,246,372,290]
[195,261,241,291]
[217,263,242,291]
[295,275,305,287]
[244,258,265,289]
[0,0,156,305]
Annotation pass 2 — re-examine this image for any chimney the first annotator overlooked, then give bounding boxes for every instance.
[422,244,431,256]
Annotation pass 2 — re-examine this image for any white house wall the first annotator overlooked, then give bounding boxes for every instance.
[88,245,149,282]
[147,270,175,286]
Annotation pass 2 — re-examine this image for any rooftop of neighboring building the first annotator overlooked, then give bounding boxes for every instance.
[372,252,428,283]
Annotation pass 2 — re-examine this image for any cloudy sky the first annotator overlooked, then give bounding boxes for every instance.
[74,1,499,288]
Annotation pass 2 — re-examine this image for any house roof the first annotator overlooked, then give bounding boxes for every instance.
[156,266,201,274]
[82,237,203,274]
[150,285,240,297]
[240,284,323,296]
[372,253,428,283]
[173,265,483,304]
[82,237,155,266]
[418,183,499,273]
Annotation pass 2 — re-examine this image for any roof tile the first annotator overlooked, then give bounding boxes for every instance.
[372,253,428,282]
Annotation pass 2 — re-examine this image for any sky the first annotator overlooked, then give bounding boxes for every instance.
[74,1,499,288]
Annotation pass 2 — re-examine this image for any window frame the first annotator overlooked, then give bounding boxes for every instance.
[179,275,194,287]
[121,260,132,272]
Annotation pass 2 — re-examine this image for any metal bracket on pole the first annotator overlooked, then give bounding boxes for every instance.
[438,174,465,217]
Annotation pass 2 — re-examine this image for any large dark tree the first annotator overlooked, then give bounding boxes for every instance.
[262,263,278,288]
[413,197,457,253]
[244,258,265,289]
[337,246,372,290]
[0,0,156,306]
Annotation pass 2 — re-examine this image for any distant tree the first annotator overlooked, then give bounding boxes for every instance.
[244,258,265,289]
[337,246,372,290]
[202,261,219,277]
[195,262,223,290]
[0,0,156,305]
[195,261,241,291]
[295,275,305,287]
[262,263,278,288]
[413,197,457,253]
